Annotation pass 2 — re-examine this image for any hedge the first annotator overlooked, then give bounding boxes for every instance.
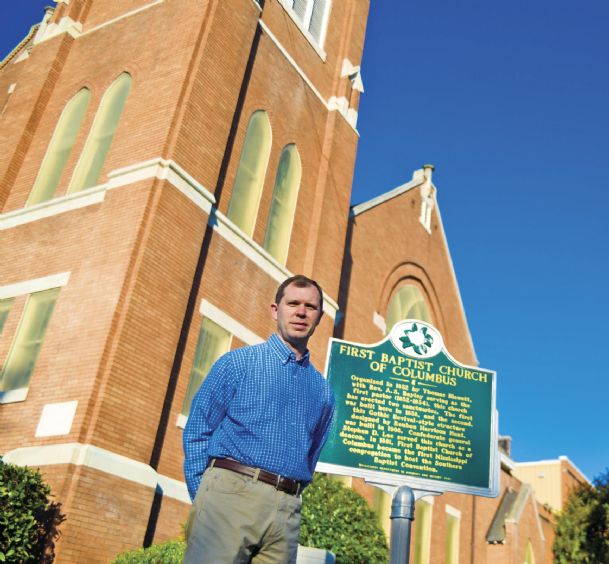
[300,473,389,563]
[112,540,186,564]
[0,458,65,563]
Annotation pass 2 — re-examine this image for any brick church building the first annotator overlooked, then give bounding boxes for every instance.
[0,1,586,562]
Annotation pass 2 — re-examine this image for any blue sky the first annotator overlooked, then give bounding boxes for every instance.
[353,0,609,482]
[3,2,607,482]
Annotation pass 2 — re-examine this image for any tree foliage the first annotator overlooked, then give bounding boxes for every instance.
[0,459,65,563]
[553,470,609,563]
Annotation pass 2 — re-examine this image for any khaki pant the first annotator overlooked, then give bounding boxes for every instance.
[184,467,302,564]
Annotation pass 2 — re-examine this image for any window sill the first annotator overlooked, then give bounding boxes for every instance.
[0,185,107,230]
[0,158,215,231]
[0,387,28,404]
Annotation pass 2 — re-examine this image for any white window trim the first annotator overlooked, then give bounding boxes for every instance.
[0,272,70,299]
[0,272,69,404]
[199,300,264,346]
[212,208,290,280]
[276,0,328,61]
[316,0,332,51]
[303,1,315,30]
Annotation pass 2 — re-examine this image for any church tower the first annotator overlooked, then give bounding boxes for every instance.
[0,0,369,560]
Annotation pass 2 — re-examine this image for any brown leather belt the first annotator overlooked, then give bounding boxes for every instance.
[209,458,303,496]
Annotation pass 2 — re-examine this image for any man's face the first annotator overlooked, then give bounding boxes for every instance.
[271,283,323,348]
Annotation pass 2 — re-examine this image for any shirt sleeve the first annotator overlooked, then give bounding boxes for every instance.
[183,352,237,501]
[307,386,336,478]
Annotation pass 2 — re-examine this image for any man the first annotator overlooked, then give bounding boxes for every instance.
[183,275,335,564]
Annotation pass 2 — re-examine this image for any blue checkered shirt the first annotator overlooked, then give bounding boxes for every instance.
[183,333,335,500]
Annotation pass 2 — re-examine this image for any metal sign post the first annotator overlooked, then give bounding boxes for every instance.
[390,485,415,564]
[368,481,441,564]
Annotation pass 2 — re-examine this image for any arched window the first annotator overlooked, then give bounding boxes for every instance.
[524,540,535,564]
[263,144,301,264]
[386,284,431,333]
[413,498,433,564]
[445,508,461,564]
[68,72,132,193]
[227,111,272,236]
[27,88,91,206]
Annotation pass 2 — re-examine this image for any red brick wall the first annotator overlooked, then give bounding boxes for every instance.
[82,0,157,30]
[342,181,477,365]
[40,464,157,563]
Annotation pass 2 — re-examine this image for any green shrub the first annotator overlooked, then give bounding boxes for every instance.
[300,473,389,563]
[112,540,186,563]
[0,458,65,563]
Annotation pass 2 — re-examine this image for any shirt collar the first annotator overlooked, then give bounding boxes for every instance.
[269,333,310,366]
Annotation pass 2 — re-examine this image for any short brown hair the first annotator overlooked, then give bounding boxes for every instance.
[275,275,323,312]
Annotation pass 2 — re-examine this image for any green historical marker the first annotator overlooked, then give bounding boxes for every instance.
[318,320,499,497]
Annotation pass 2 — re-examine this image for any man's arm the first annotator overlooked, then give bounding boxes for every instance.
[183,353,236,500]
[307,392,336,477]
